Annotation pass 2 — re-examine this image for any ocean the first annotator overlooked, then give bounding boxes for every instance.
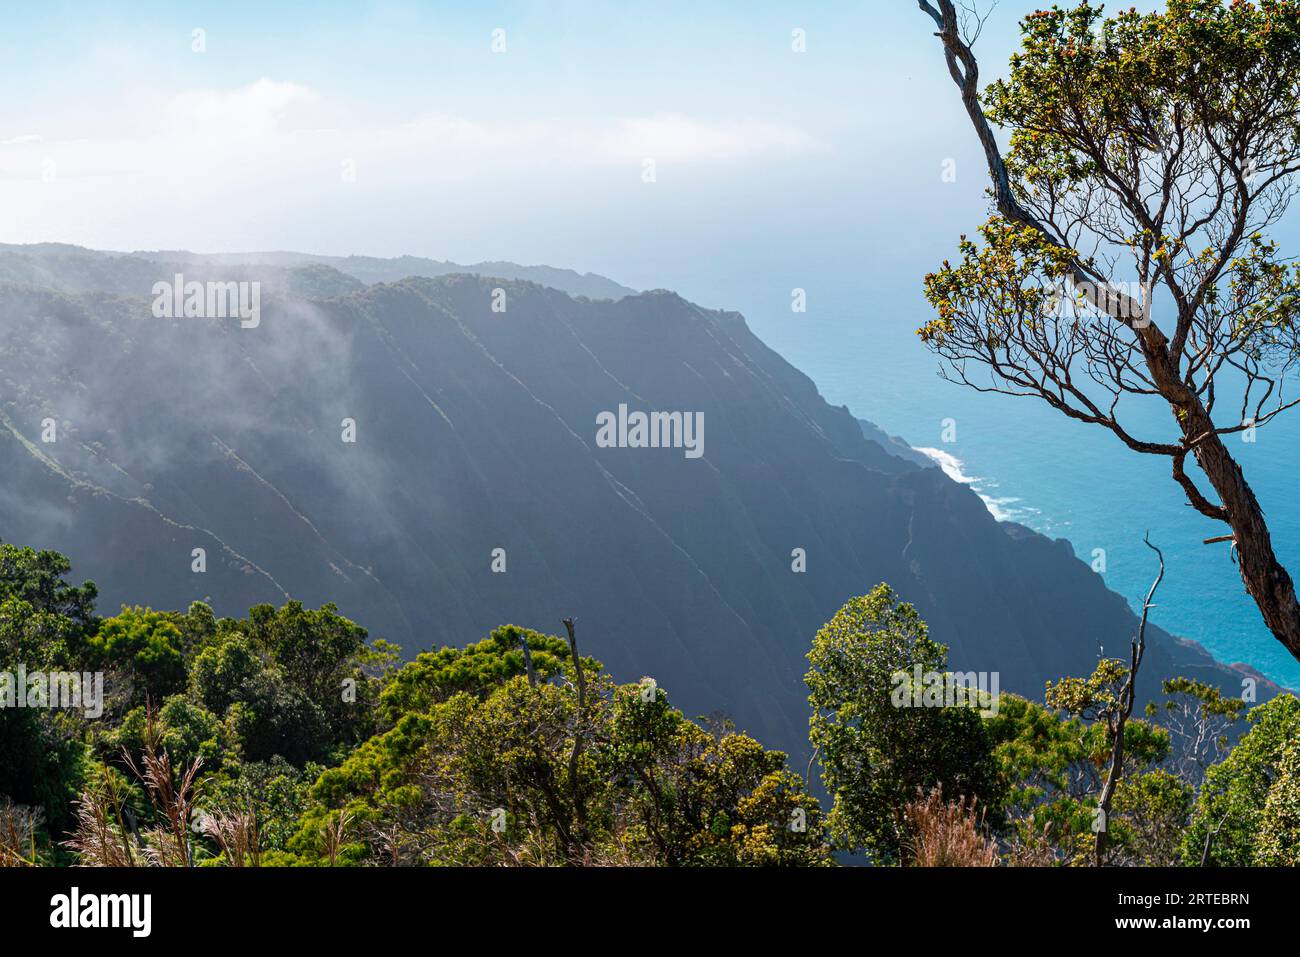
[746,300,1300,692]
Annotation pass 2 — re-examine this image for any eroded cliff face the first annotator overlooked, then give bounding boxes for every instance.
[0,249,1266,759]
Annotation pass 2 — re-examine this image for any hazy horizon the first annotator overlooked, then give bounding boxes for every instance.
[0,2,1118,305]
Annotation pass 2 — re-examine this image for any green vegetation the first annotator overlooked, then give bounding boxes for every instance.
[0,542,828,867]
[806,586,1002,862]
[0,544,1293,866]
[918,0,1300,665]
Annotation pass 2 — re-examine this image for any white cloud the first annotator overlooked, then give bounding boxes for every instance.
[162,78,319,141]
[0,79,826,251]
[1,79,823,178]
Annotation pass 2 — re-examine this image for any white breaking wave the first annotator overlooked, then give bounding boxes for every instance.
[914,447,1020,522]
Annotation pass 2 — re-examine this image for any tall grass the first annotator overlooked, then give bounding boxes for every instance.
[903,786,999,867]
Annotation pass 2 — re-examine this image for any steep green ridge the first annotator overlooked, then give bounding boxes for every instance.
[0,249,1270,758]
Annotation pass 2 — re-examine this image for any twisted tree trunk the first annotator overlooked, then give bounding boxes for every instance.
[919,0,1300,664]
[1180,405,1300,660]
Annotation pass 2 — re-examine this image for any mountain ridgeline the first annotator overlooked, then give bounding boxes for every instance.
[0,245,1269,759]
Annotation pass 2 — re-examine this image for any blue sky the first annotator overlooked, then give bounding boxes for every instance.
[6,2,943,126]
[0,0,1043,296]
[9,2,1300,684]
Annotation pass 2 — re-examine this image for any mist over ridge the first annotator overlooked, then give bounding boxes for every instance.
[0,242,1272,760]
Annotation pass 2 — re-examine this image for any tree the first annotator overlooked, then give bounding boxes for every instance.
[107,695,228,771]
[1111,770,1194,866]
[226,601,383,761]
[0,543,99,834]
[1184,692,1300,864]
[87,607,186,707]
[1257,737,1300,864]
[604,686,829,866]
[917,0,1300,661]
[296,630,829,866]
[806,585,1002,863]
[986,689,1172,865]
[1146,677,1247,786]
[242,600,368,710]
[376,625,572,721]
[1042,536,1163,865]
[0,541,98,648]
[198,756,315,861]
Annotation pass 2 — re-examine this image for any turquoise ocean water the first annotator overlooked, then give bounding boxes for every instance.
[744,298,1300,692]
